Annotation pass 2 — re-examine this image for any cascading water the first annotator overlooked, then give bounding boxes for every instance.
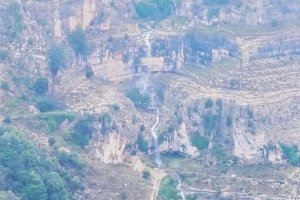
[151,109,162,167]
[144,32,152,58]
[177,178,186,200]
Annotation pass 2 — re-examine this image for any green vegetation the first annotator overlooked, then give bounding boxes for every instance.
[204,98,213,108]
[47,43,65,76]
[280,144,300,166]
[207,8,220,19]
[203,0,229,6]
[0,131,84,200]
[0,50,8,61]
[190,133,209,150]
[142,170,151,180]
[56,151,84,171]
[85,67,94,79]
[126,89,150,109]
[32,78,48,96]
[69,116,94,147]
[35,98,60,113]
[158,176,182,200]
[68,26,89,58]
[134,0,173,20]
[38,113,74,133]
[202,114,220,135]
[136,134,148,153]
[3,2,24,41]
[0,82,9,91]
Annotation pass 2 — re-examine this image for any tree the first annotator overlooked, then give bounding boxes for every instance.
[136,134,148,153]
[190,133,209,150]
[33,78,48,96]
[70,117,93,147]
[68,26,89,58]
[47,44,65,76]
[23,171,47,200]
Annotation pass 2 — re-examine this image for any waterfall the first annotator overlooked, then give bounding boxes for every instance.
[177,178,186,200]
[144,32,152,58]
[151,109,162,167]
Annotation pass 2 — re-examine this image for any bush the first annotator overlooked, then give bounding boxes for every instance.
[280,144,300,166]
[48,137,56,146]
[0,131,82,200]
[142,170,151,180]
[0,82,9,91]
[36,98,59,113]
[85,67,94,79]
[3,116,12,124]
[190,133,209,150]
[135,0,173,20]
[112,104,120,111]
[202,114,220,135]
[203,0,229,6]
[226,115,232,127]
[136,134,148,153]
[204,98,213,108]
[47,43,65,76]
[38,113,74,132]
[4,2,24,41]
[158,176,182,200]
[70,117,93,147]
[33,78,48,96]
[0,50,8,61]
[68,26,89,57]
[207,8,220,19]
[56,151,84,170]
[126,89,150,109]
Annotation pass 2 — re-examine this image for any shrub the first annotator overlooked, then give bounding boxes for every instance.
[36,98,59,112]
[126,88,150,109]
[158,176,182,200]
[207,8,220,19]
[4,2,24,41]
[85,67,94,79]
[70,117,93,147]
[3,116,12,124]
[142,170,151,180]
[68,26,89,57]
[47,43,65,76]
[280,144,299,166]
[135,0,173,20]
[136,134,148,153]
[56,151,84,170]
[38,113,74,132]
[226,115,232,127]
[0,81,9,91]
[190,133,209,150]
[204,98,213,108]
[33,78,48,96]
[0,131,81,200]
[112,104,120,111]
[202,114,220,135]
[48,137,56,146]
[203,0,229,6]
[0,50,8,61]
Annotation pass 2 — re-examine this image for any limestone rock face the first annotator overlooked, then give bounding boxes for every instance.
[68,0,96,30]
[92,132,127,164]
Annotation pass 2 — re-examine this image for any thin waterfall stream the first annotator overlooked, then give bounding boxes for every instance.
[151,109,162,167]
[177,178,186,200]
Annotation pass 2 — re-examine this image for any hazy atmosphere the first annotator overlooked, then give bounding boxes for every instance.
[0,0,299,199]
